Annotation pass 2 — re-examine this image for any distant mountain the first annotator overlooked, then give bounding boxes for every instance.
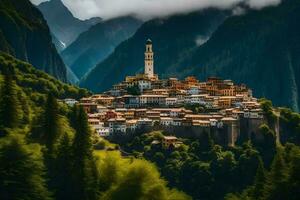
[61,16,142,79]
[0,0,67,81]
[80,9,229,92]
[179,0,300,111]
[37,0,101,48]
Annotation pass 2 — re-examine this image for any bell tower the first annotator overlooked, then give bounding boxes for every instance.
[144,39,154,78]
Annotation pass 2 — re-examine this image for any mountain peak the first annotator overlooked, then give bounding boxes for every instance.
[37,0,102,46]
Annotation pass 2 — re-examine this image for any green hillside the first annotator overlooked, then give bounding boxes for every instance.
[0,53,190,200]
[0,53,88,99]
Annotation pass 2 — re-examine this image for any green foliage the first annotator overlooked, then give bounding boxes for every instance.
[252,124,277,167]
[0,53,90,99]
[279,107,300,144]
[115,131,272,200]
[228,145,300,200]
[260,99,277,124]
[71,106,99,200]
[43,94,61,153]
[0,135,52,200]
[97,152,191,200]
[0,72,20,130]
[263,149,289,200]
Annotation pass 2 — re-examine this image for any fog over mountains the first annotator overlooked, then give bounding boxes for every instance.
[32,0,281,20]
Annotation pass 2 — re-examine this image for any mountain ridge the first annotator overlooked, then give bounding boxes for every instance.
[37,0,101,48]
[80,9,229,92]
[61,16,142,79]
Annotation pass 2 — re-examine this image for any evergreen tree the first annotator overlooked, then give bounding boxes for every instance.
[55,133,74,200]
[43,93,60,154]
[0,135,52,200]
[72,106,99,200]
[251,158,266,199]
[0,73,20,130]
[286,146,300,200]
[18,90,30,124]
[255,124,277,167]
[263,149,289,200]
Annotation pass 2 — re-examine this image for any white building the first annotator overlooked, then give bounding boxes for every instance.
[187,86,200,95]
[139,95,167,106]
[97,127,110,137]
[165,98,178,106]
[160,117,173,126]
[108,118,126,133]
[138,80,152,91]
[63,98,78,106]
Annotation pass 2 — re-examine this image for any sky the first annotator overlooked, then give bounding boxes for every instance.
[31,0,281,20]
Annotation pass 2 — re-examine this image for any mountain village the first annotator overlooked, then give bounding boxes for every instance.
[63,39,265,147]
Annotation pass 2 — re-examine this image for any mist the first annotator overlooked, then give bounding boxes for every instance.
[31,0,281,20]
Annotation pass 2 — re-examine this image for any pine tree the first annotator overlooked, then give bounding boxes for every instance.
[0,135,52,200]
[286,147,300,200]
[55,133,74,200]
[71,106,99,200]
[263,149,289,200]
[43,93,60,154]
[0,73,20,130]
[251,158,266,199]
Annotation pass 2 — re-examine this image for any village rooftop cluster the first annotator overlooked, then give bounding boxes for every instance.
[63,39,263,147]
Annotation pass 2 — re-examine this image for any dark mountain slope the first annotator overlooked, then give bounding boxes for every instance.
[0,0,67,81]
[180,0,300,111]
[80,9,228,92]
[61,16,142,79]
[37,0,101,47]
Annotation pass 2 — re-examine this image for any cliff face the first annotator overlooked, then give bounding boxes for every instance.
[61,16,142,79]
[37,0,101,47]
[0,0,67,81]
[181,0,300,111]
[80,9,228,92]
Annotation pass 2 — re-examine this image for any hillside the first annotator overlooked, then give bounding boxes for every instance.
[80,9,228,92]
[0,53,88,99]
[37,0,101,48]
[0,52,190,200]
[0,0,67,81]
[180,0,300,111]
[61,16,142,79]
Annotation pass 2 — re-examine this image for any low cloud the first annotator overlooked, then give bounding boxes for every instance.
[31,0,282,20]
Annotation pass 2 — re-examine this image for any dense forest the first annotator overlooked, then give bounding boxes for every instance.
[0,54,190,200]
